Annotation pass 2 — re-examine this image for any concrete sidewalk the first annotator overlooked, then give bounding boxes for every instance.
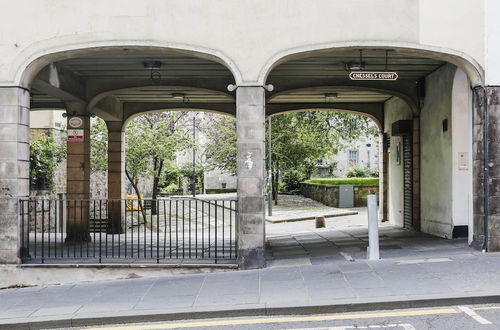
[2,228,500,329]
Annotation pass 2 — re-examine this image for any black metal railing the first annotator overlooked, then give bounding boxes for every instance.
[20,197,238,264]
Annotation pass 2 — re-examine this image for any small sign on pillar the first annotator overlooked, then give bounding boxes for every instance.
[67,116,84,142]
[68,129,84,142]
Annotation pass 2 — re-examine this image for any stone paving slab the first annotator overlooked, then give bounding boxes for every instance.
[265,194,358,223]
[1,224,499,329]
[2,231,500,329]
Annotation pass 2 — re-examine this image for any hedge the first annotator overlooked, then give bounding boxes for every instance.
[305,177,379,185]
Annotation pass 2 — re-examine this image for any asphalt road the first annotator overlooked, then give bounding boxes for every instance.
[67,304,500,330]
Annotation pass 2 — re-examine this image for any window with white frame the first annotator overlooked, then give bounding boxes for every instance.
[348,150,358,165]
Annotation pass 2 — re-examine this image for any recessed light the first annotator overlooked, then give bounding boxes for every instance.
[172,93,185,99]
[324,93,338,99]
[143,61,162,70]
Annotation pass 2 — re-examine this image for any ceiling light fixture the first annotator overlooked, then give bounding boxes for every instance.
[344,49,366,71]
[324,93,339,102]
[143,61,162,70]
[143,61,162,83]
[171,93,185,100]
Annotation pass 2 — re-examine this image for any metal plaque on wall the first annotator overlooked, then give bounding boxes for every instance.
[349,72,398,81]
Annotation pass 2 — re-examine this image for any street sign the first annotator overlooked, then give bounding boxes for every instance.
[68,117,83,128]
[68,129,84,142]
[349,71,398,81]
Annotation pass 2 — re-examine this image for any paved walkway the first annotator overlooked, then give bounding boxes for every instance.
[2,225,500,329]
[265,195,358,223]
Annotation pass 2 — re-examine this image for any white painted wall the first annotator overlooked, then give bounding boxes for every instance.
[384,97,413,227]
[451,69,473,241]
[29,110,65,129]
[420,64,455,238]
[419,65,473,239]
[0,0,484,86]
[486,0,500,85]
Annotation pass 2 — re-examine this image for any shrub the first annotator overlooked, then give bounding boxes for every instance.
[305,177,379,186]
[346,166,367,177]
[30,135,66,190]
[282,170,307,193]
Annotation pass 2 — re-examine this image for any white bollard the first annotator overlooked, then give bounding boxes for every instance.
[367,194,380,260]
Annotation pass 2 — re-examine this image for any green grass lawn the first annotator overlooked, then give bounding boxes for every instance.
[305,177,379,185]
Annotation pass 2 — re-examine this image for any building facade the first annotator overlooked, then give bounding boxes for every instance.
[0,0,499,268]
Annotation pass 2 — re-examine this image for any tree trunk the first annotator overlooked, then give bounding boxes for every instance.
[151,159,163,215]
[272,170,279,206]
[125,168,147,224]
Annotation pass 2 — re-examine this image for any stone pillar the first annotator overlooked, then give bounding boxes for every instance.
[473,87,500,251]
[65,102,91,243]
[0,87,30,263]
[236,86,266,269]
[412,118,421,230]
[107,121,124,234]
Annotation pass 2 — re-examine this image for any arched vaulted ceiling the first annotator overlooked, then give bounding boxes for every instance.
[30,48,446,121]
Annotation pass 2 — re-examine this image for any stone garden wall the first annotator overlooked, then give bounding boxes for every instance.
[300,182,378,208]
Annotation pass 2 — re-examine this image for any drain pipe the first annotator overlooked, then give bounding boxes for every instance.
[475,86,489,252]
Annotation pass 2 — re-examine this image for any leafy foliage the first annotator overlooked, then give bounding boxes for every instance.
[203,111,379,202]
[203,116,237,175]
[346,166,379,178]
[282,170,308,192]
[90,118,108,172]
[125,113,192,184]
[30,134,66,190]
[125,113,193,216]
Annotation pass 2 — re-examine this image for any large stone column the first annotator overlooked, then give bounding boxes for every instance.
[107,121,124,234]
[473,87,500,251]
[65,102,91,243]
[0,87,30,263]
[236,86,266,269]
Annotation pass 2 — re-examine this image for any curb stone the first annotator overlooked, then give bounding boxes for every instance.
[2,294,500,330]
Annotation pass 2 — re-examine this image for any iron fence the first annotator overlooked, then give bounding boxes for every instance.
[19,197,238,264]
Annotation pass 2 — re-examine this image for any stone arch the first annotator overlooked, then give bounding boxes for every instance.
[267,107,383,131]
[268,85,416,118]
[123,107,235,129]
[259,42,484,88]
[15,42,242,88]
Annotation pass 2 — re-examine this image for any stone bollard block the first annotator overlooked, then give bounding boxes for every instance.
[315,216,325,228]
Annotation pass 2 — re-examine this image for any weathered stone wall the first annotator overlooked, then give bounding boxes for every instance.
[354,185,380,207]
[486,87,500,250]
[300,183,378,208]
[300,183,339,207]
[0,87,30,263]
[473,87,500,251]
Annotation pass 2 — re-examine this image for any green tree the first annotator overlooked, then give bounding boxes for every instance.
[90,117,108,172]
[204,111,379,204]
[30,134,66,191]
[204,115,237,174]
[125,113,193,218]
